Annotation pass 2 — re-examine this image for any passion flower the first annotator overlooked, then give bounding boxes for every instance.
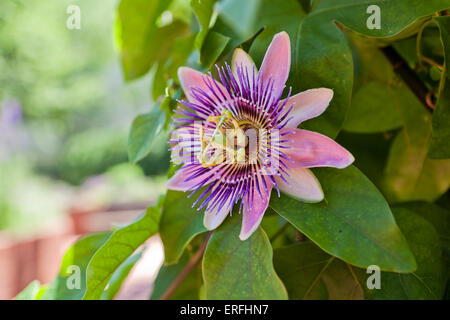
[167,32,354,240]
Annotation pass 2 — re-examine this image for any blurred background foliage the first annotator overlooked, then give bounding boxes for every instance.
[0,0,169,234]
[1,0,448,237]
[3,0,449,300]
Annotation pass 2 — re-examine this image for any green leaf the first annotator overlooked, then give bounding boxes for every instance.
[395,202,450,272]
[261,215,294,248]
[319,258,364,300]
[150,251,202,300]
[429,16,450,159]
[291,0,450,138]
[336,131,392,189]
[203,214,288,300]
[274,242,332,300]
[274,242,364,300]
[42,232,111,300]
[14,281,47,300]
[275,208,445,300]
[128,107,166,164]
[117,0,188,80]
[200,31,230,68]
[101,252,143,300]
[349,37,397,92]
[343,81,404,133]
[270,165,417,273]
[247,0,306,67]
[191,0,218,51]
[160,190,208,264]
[313,1,450,40]
[218,0,262,39]
[358,207,445,299]
[381,88,450,202]
[293,14,353,138]
[152,34,196,100]
[83,206,161,300]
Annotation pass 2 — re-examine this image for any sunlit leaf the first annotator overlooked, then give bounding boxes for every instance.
[191,0,218,52]
[101,252,143,300]
[83,206,161,300]
[117,0,188,80]
[42,233,111,300]
[14,281,47,300]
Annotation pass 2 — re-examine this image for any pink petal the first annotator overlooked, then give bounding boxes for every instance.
[275,168,324,203]
[281,88,334,128]
[166,167,218,191]
[232,48,257,77]
[282,128,354,169]
[203,197,233,230]
[239,179,273,241]
[178,67,230,104]
[259,31,291,99]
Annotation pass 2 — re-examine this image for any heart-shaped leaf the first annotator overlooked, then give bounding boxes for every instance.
[83,206,161,300]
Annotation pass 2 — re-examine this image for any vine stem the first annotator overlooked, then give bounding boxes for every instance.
[380,46,434,112]
[416,19,434,70]
[159,231,213,300]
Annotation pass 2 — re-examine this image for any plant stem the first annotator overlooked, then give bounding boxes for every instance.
[159,232,212,300]
[295,229,304,242]
[380,46,434,113]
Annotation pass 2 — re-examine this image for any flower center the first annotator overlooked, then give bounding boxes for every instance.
[197,108,265,168]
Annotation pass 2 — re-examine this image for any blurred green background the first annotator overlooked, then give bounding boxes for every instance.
[0,0,169,235]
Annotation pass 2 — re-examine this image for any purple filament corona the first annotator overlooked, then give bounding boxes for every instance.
[169,62,295,215]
